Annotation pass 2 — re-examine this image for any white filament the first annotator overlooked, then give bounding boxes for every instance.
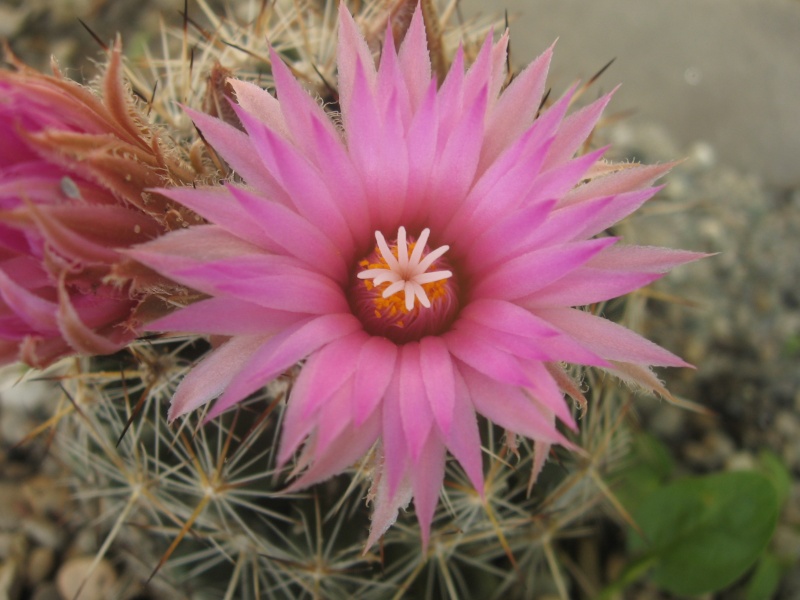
[357,227,453,311]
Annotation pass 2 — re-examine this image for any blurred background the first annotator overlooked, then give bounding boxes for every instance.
[1,0,798,597]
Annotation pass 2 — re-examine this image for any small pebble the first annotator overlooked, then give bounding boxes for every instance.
[56,557,117,600]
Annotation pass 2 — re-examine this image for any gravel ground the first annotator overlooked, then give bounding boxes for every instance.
[1,1,798,598]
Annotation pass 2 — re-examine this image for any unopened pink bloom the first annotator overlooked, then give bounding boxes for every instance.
[0,46,188,367]
[133,5,702,546]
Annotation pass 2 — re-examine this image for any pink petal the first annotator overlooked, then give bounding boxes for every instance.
[525,146,608,205]
[287,407,381,492]
[206,313,362,420]
[471,237,618,300]
[521,360,576,431]
[399,343,434,462]
[227,185,349,282]
[446,369,485,494]
[227,78,288,138]
[146,297,304,336]
[337,2,377,118]
[419,335,456,435]
[397,3,431,111]
[587,245,709,272]
[381,372,409,497]
[353,335,397,425]
[534,307,691,367]
[411,432,446,551]
[525,268,661,307]
[479,42,554,171]
[0,269,59,333]
[56,280,131,356]
[156,186,268,249]
[184,106,290,201]
[168,334,268,420]
[445,328,532,387]
[460,365,572,447]
[561,162,675,207]
[543,89,617,169]
[233,108,355,254]
[268,47,341,162]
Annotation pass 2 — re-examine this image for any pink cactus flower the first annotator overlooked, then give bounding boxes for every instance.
[0,45,189,367]
[132,5,702,546]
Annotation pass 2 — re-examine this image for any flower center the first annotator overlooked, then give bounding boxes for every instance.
[350,227,460,343]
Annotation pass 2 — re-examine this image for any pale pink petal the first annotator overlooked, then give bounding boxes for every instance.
[337,2,377,117]
[402,80,438,223]
[376,24,412,125]
[525,268,661,307]
[381,372,409,496]
[228,78,288,138]
[56,281,131,355]
[586,245,709,272]
[411,431,446,550]
[168,335,268,420]
[397,3,431,111]
[561,162,675,207]
[534,307,691,367]
[0,269,59,333]
[366,451,413,549]
[156,186,267,248]
[435,46,465,144]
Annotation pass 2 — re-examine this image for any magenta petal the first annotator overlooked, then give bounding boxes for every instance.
[411,432,446,550]
[353,336,397,426]
[206,313,362,420]
[0,268,59,333]
[419,336,456,435]
[227,185,349,281]
[471,237,618,300]
[445,327,531,387]
[535,307,691,367]
[168,335,268,420]
[399,343,434,462]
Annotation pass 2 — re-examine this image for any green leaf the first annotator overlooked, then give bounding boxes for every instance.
[745,552,783,600]
[757,450,791,509]
[628,471,778,596]
[614,433,675,511]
